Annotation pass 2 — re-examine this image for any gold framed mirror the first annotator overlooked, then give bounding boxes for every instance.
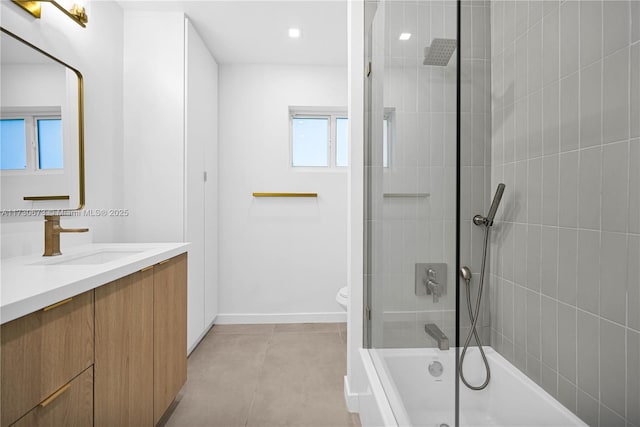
[0,27,85,211]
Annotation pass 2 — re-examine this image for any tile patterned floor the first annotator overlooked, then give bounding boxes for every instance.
[160,323,361,427]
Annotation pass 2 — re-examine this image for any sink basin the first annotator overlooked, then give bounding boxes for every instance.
[32,249,145,266]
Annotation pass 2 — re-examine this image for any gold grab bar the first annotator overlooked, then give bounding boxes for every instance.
[23,195,70,201]
[252,192,318,198]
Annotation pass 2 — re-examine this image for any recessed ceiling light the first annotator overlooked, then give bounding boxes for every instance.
[399,33,412,41]
[289,28,301,38]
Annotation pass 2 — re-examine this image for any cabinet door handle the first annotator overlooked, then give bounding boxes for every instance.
[43,298,73,312]
[39,383,71,407]
[158,259,171,265]
[140,265,154,272]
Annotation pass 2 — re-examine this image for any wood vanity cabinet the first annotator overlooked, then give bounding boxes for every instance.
[11,367,94,427]
[95,253,187,427]
[1,252,187,427]
[94,267,154,426]
[0,291,94,427]
[153,253,188,425]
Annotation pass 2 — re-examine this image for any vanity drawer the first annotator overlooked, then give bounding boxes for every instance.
[11,367,93,427]
[1,290,94,427]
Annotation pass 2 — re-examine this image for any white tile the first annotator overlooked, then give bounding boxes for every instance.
[603,48,629,145]
[559,0,579,78]
[560,72,579,152]
[603,0,630,57]
[580,1,603,67]
[578,147,602,230]
[558,151,579,228]
[601,142,629,232]
[542,7,560,86]
[579,61,602,148]
[600,232,628,325]
[543,81,560,155]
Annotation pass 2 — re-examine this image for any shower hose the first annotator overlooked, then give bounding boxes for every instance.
[459,224,491,391]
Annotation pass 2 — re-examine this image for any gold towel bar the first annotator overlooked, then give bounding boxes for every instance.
[23,195,70,201]
[252,192,318,198]
[383,193,430,198]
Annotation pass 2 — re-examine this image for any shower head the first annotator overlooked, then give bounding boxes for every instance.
[486,183,506,225]
[473,183,506,227]
[423,38,457,66]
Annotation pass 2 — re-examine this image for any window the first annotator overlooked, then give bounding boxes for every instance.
[382,108,395,168]
[0,110,63,172]
[0,119,27,170]
[290,108,348,168]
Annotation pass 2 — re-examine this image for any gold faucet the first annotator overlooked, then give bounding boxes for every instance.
[44,215,89,256]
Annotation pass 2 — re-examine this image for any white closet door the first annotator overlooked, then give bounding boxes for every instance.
[184,19,207,351]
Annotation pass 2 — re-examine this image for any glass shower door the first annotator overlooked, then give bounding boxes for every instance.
[364,0,459,425]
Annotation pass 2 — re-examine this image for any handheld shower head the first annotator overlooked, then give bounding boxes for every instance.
[486,183,506,225]
[473,183,506,227]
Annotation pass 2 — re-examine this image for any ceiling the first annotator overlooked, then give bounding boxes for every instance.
[117,1,348,66]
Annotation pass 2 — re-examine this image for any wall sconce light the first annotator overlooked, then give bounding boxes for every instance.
[12,1,88,28]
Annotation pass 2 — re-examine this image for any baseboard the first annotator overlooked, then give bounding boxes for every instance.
[214,311,347,324]
[343,375,359,413]
[187,316,216,356]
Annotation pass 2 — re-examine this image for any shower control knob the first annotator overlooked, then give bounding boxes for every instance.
[428,361,444,377]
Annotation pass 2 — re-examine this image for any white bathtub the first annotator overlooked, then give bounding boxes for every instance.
[361,346,586,427]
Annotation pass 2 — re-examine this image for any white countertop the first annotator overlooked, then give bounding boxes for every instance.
[0,242,189,324]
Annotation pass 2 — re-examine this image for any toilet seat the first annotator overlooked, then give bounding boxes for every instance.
[336,286,348,311]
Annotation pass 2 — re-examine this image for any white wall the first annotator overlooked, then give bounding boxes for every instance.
[0,1,124,258]
[217,64,348,323]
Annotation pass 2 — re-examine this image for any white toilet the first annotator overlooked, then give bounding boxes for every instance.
[336,286,348,311]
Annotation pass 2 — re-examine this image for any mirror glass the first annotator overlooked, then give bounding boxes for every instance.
[0,28,84,211]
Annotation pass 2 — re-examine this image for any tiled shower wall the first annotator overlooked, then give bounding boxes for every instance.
[489,1,640,426]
